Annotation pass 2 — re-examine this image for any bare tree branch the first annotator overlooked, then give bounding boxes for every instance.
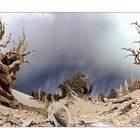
[9,60,22,70]
[122,48,140,64]
[0,19,34,107]
[0,33,11,48]
[0,20,5,40]
[132,41,140,44]
[135,27,140,34]
[131,21,140,28]
[16,31,26,54]
[123,54,133,59]
[22,50,36,57]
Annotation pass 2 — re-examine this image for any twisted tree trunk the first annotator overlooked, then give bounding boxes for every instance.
[0,62,16,106]
[0,19,33,108]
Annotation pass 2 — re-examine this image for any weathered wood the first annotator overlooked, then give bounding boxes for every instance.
[19,104,48,116]
[21,119,33,127]
[6,117,22,125]
[120,103,132,115]
[112,97,132,104]
[100,105,118,116]
[66,85,79,101]
[47,102,61,127]
[0,19,33,107]
[47,101,73,127]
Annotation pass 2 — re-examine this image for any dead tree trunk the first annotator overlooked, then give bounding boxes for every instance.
[122,21,140,65]
[0,19,34,107]
[0,62,16,106]
[47,101,73,127]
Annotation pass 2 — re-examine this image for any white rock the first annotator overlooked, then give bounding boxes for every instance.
[86,122,115,127]
[21,119,33,127]
[104,98,109,102]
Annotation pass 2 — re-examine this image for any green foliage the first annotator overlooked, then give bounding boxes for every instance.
[31,90,46,100]
[58,71,88,97]
[31,91,36,98]
[129,78,139,92]
[98,92,105,102]
[53,94,60,101]
[31,88,67,102]
[32,72,93,102]
[58,84,69,98]
[107,89,118,99]
[63,72,87,93]
[47,93,52,102]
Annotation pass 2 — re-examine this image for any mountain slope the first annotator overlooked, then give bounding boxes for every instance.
[12,89,45,109]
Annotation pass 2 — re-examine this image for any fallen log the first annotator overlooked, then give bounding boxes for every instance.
[120,103,132,115]
[6,117,22,125]
[47,101,73,127]
[112,97,132,104]
[47,102,61,127]
[66,85,79,100]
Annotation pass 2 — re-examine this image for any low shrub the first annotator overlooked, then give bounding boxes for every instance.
[107,89,118,99]
[98,92,105,102]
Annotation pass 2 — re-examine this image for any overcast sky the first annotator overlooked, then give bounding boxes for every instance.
[1,13,140,95]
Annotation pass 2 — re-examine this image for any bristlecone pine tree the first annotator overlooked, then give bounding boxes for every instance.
[0,19,33,107]
[58,72,93,98]
[122,21,140,65]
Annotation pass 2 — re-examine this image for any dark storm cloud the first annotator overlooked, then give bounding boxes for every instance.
[2,13,140,95]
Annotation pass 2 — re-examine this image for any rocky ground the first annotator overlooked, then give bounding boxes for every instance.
[0,105,53,127]
[1,89,140,127]
[57,91,140,127]
[0,90,53,127]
